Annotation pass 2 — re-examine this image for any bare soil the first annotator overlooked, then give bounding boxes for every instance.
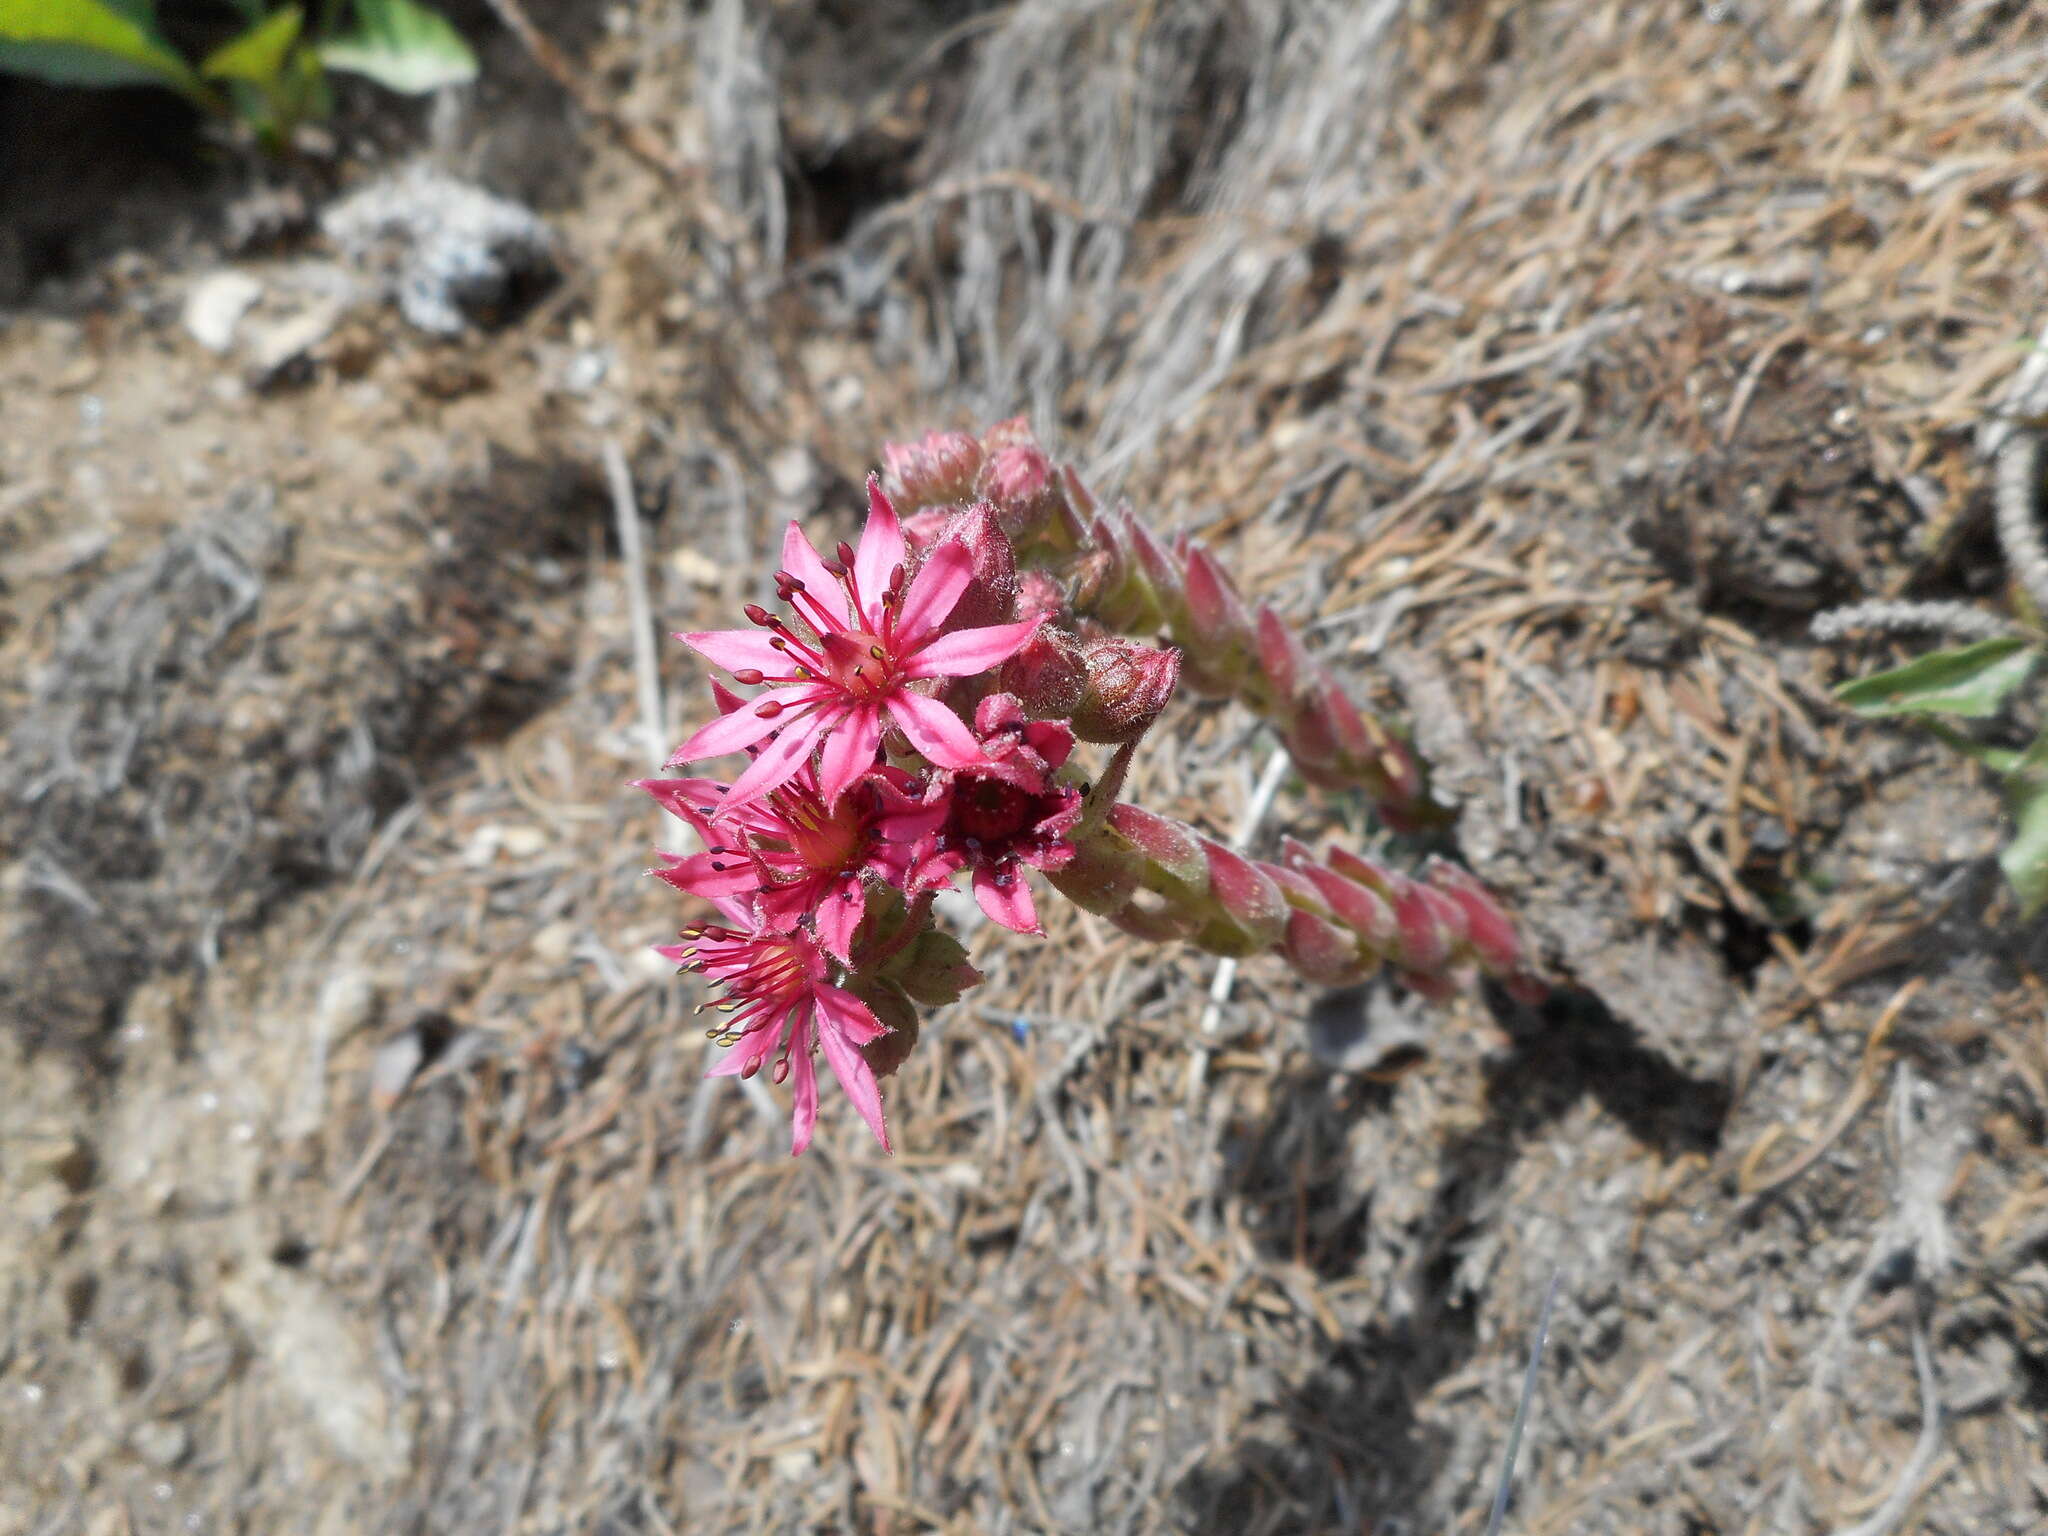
[6,3,2048,1533]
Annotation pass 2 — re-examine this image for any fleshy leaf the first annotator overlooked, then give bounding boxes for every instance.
[318,0,475,93]
[1834,637,2038,720]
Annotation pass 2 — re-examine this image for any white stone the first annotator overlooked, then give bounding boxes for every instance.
[182,270,264,354]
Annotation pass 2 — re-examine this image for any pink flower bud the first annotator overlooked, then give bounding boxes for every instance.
[976,440,1055,529]
[1014,570,1066,624]
[998,623,1087,720]
[881,429,983,511]
[928,503,1018,630]
[1071,638,1182,744]
[901,507,953,554]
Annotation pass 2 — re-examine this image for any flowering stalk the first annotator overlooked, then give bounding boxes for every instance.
[638,422,1539,1154]
[888,418,1443,831]
[1048,803,1542,1003]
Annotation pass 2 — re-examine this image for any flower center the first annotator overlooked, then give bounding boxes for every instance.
[820,629,893,701]
[770,782,867,872]
[952,776,1039,846]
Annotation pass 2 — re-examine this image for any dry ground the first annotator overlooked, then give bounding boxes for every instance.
[6,1,2048,1532]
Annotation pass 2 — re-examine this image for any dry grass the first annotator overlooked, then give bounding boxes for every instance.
[7,1,2048,1532]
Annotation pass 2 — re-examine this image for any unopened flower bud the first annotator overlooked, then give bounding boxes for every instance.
[976,440,1055,530]
[998,623,1087,719]
[901,507,953,554]
[882,429,983,512]
[929,503,1018,630]
[1071,638,1182,744]
[1014,570,1066,624]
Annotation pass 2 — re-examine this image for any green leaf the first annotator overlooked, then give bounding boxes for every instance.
[201,4,300,86]
[317,0,473,93]
[0,0,206,98]
[1834,636,2039,720]
[2002,776,2048,918]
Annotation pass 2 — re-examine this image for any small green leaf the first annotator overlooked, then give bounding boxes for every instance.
[0,0,206,98]
[2001,776,2048,918]
[318,0,473,93]
[201,4,301,86]
[1834,636,2039,720]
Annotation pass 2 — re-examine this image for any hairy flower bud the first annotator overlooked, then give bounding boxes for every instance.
[998,622,1087,719]
[929,503,1018,630]
[1014,569,1066,624]
[977,441,1055,530]
[901,507,953,554]
[1071,638,1182,744]
[882,429,983,512]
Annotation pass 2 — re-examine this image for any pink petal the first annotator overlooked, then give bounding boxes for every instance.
[786,1040,820,1156]
[878,795,948,844]
[853,478,905,618]
[884,689,985,769]
[972,863,1042,935]
[902,615,1044,680]
[757,880,821,932]
[635,776,727,811]
[815,881,866,964]
[652,852,760,901]
[894,541,973,642]
[815,704,883,808]
[909,845,966,893]
[669,688,815,764]
[681,627,788,677]
[815,999,888,1155]
[718,706,835,811]
[781,520,850,627]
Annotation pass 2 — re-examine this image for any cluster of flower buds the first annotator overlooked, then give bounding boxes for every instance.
[640,424,1537,1154]
[886,418,1442,830]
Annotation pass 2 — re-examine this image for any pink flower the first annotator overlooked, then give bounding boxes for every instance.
[638,762,942,963]
[669,479,1043,813]
[658,902,891,1156]
[912,694,1083,935]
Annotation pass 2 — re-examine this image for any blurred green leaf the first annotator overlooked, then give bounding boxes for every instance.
[0,0,206,98]
[318,0,473,93]
[1835,636,2038,720]
[2001,776,2048,918]
[201,3,300,85]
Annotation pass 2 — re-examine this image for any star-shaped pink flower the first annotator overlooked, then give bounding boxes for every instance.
[668,479,1042,813]
[657,898,892,1156]
[638,759,941,963]
[911,694,1083,935]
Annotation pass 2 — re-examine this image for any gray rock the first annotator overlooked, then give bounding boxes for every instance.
[321,163,558,335]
